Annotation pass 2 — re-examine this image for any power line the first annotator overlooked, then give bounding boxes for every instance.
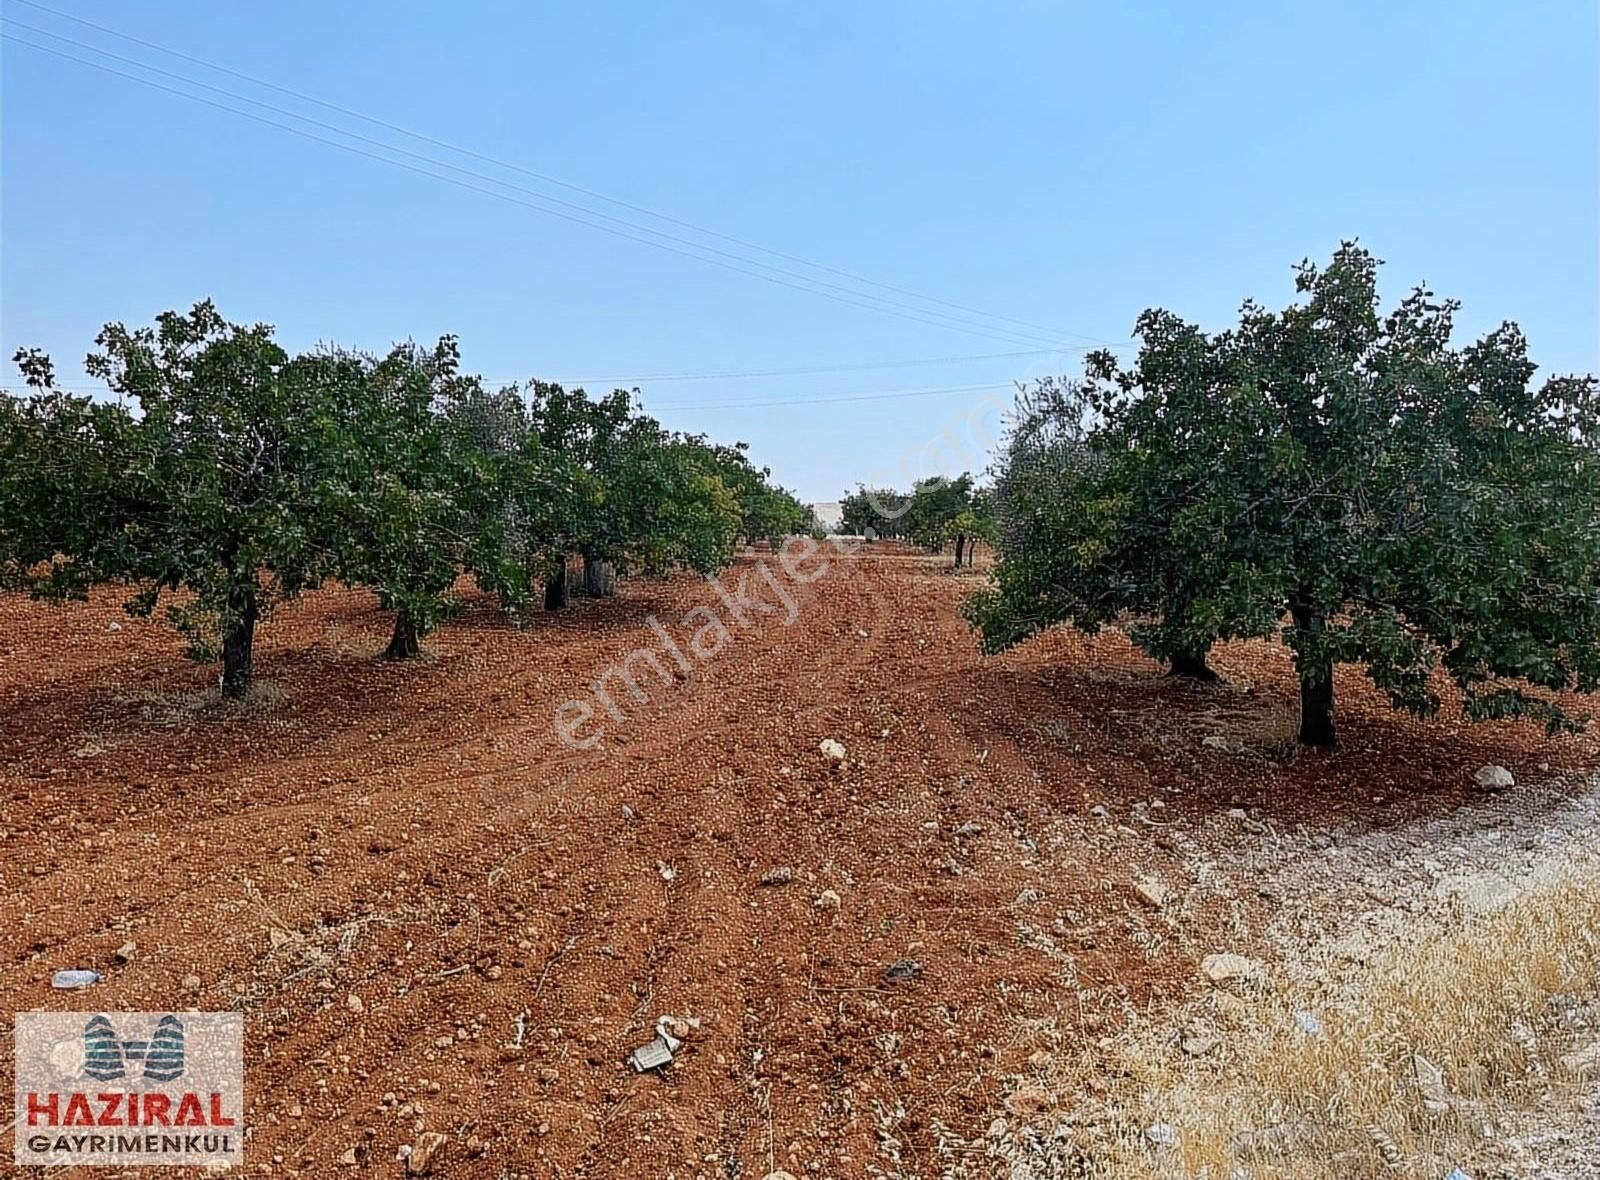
[9,0,1127,350]
[5,30,1070,351]
[532,348,1067,383]
[645,380,1017,411]
[4,20,1069,350]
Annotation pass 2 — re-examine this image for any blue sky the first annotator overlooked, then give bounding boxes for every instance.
[3,0,1595,501]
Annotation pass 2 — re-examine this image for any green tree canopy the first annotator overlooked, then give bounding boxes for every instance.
[9,302,343,696]
[969,245,1600,745]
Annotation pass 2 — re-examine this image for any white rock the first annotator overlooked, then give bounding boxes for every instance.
[813,889,842,910]
[1134,876,1169,909]
[1145,1122,1178,1148]
[1471,764,1514,793]
[1200,953,1266,987]
[1180,1027,1219,1056]
[819,738,847,763]
[1557,1041,1600,1079]
[1414,1052,1451,1113]
[346,993,365,1015]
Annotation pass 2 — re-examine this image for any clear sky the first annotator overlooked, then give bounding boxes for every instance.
[3,1,1595,501]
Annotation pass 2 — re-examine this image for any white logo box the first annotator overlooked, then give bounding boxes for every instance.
[14,1011,244,1168]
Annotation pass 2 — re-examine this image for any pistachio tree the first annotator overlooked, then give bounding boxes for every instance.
[971,245,1600,745]
[9,302,342,696]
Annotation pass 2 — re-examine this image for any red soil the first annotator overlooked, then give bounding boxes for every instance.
[2,547,1592,1177]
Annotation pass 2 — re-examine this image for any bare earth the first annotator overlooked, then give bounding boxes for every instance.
[2,547,1595,1178]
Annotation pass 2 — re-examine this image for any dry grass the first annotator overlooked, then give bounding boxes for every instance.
[125,678,289,727]
[991,862,1600,1179]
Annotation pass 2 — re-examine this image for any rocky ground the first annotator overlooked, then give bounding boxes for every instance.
[1238,771,1600,1179]
[2,546,1596,1178]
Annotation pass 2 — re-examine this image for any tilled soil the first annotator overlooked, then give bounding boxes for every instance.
[2,546,1594,1178]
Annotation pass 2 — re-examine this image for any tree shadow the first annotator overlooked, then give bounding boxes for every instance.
[943,632,1597,835]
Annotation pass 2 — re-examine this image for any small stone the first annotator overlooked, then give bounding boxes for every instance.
[620,803,637,820]
[883,959,922,983]
[1133,876,1169,909]
[346,993,365,1015]
[114,941,137,964]
[1200,953,1266,988]
[406,1131,448,1175]
[181,973,202,992]
[1471,764,1514,793]
[953,820,983,838]
[759,866,794,887]
[338,1147,359,1167]
[1004,1085,1051,1117]
[1090,805,1109,820]
[1414,1052,1450,1113]
[1180,1027,1219,1056]
[1557,1042,1600,1079]
[819,738,847,763]
[1226,808,1248,820]
[813,889,842,910]
[1201,735,1230,751]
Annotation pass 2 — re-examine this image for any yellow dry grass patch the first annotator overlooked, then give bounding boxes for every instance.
[1014,863,1600,1178]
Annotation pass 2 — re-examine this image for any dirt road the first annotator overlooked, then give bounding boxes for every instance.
[2,547,1592,1177]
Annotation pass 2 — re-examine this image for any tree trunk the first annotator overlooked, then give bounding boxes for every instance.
[220,582,258,700]
[544,558,568,611]
[1291,603,1336,746]
[1168,649,1218,681]
[954,535,966,568]
[583,555,616,597]
[384,611,421,659]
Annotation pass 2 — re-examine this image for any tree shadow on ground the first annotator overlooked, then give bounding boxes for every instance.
[945,636,1597,836]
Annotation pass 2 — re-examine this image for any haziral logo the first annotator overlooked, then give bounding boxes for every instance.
[14,1011,243,1168]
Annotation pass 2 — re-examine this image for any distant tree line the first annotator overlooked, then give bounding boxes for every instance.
[839,474,995,567]
[967,244,1600,746]
[0,302,814,696]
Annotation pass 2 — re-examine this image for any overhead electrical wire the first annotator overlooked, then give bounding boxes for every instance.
[644,380,1019,411]
[3,24,1074,351]
[537,347,1067,384]
[9,0,1127,350]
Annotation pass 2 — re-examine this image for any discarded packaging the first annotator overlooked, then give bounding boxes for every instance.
[628,1018,684,1073]
[51,970,102,990]
[883,959,922,983]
